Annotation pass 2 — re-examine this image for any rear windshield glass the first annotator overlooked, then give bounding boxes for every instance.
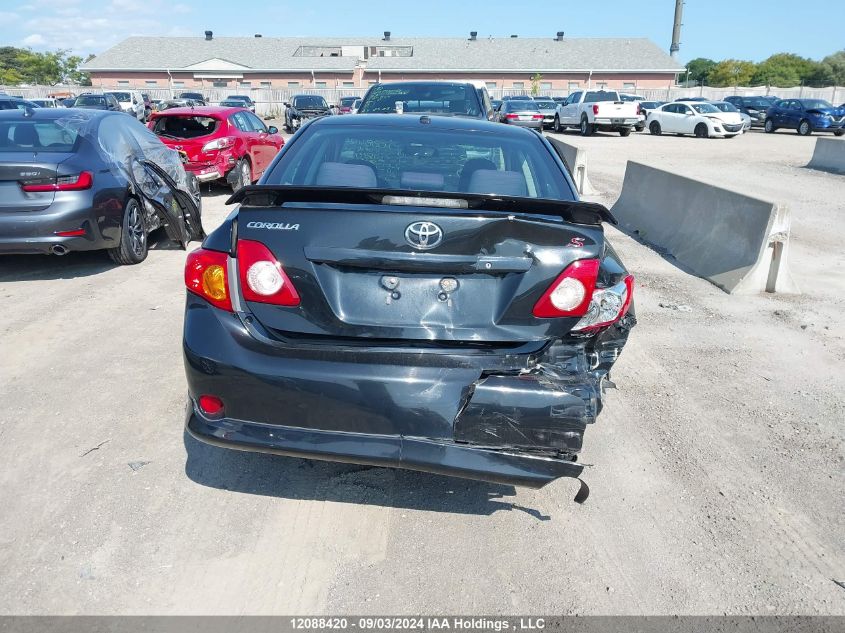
[507,102,539,111]
[0,120,80,152]
[109,92,130,101]
[75,95,107,106]
[583,91,620,103]
[534,101,556,110]
[265,124,573,200]
[293,96,328,109]
[340,97,358,106]
[359,84,481,116]
[180,93,203,99]
[151,115,220,139]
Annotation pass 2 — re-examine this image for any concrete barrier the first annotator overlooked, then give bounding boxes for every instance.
[807,137,845,174]
[548,137,595,195]
[611,161,798,294]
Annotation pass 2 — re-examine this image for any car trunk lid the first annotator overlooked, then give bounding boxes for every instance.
[231,186,610,344]
[0,153,76,212]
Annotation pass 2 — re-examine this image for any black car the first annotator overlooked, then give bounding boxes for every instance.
[0,109,203,262]
[284,94,332,132]
[226,95,256,112]
[183,114,635,490]
[357,81,495,120]
[723,95,778,128]
[178,92,207,106]
[72,93,121,112]
[0,97,41,110]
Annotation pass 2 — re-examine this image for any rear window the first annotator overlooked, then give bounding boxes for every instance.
[359,84,481,117]
[151,115,220,139]
[109,92,131,102]
[293,96,328,109]
[583,91,620,103]
[507,102,540,111]
[340,97,358,107]
[0,120,80,152]
[533,101,556,110]
[266,124,573,200]
[76,95,107,106]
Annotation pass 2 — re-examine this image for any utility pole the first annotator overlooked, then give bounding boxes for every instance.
[670,0,684,59]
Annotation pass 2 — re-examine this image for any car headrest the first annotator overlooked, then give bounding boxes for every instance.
[315,162,377,188]
[12,124,40,147]
[400,171,444,190]
[467,170,527,197]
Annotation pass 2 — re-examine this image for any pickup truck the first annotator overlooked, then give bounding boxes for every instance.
[552,90,641,136]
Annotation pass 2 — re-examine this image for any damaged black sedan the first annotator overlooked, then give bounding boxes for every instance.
[183,114,635,489]
[0,108,203,263]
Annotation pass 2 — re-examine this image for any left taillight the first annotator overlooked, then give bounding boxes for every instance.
[237,239,301,306]
[184,248,233,312]
[20,171,93,192]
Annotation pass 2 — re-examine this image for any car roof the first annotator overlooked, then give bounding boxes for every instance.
[0,107,106,121]
[367,80,480,88]
[307,112,536,137]
[152,105,245,117]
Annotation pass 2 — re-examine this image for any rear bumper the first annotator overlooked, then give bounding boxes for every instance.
[183,294,633,487]
[186,409,582,488]
[504,120,543,129]
[0,199,116,255]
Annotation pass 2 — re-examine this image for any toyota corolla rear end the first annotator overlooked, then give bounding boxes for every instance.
[183,115,636,489]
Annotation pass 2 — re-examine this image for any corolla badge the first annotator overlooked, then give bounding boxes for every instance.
[405,221,443,250]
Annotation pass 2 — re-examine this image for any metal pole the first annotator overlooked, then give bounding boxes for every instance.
[670,0,684,58]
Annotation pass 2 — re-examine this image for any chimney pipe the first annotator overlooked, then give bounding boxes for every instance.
[383,31,391,41]
[254,33,262,38]
[670,0,683,58]
[510,34,518,38]
[469,31,477,41]
[555,31,564,41]
[204,30,213,41]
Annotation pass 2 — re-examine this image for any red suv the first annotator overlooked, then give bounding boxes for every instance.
[147,106,284,191]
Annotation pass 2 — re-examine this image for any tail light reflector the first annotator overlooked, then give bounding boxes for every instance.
[21,171,93,192]
[202,136,235,152]
[573,275,635,332]
[184,248,233,312]
[532,114,544,120]
[592,104,600,115]
[198,395,224,417]
[505,113,520,119]
[533,259,600,318]
[237,239,301,306]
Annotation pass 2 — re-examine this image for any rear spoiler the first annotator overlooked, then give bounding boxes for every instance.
[226,185,617,226]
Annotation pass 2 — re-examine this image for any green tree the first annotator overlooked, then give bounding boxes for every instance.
[821,50,845,85]
[707,59,756,87]
[530,73,542,96]
[752,53,822,87]
[685,57,716,85]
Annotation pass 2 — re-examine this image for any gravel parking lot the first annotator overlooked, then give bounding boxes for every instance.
[0,127,842,615]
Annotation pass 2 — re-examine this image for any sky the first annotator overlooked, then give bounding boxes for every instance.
[1,0,842,64]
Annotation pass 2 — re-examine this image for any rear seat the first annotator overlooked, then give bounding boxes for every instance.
[400,171,445,190]
[315,162,377,188]
[466,170,527,196]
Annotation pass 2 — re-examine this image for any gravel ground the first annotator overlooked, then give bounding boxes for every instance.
[0,127,842,615]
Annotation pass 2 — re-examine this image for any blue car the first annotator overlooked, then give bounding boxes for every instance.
[764,98,845,136]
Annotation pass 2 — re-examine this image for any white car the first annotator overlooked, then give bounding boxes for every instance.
[104,90,146,121]
[710,101,752,132]
[646,101,745,138]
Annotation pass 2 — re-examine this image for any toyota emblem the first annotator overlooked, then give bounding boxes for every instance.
[405,221,443,250]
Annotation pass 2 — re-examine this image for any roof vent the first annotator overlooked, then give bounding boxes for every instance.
[204,30,213,40]
[555,31,564,41]
[383,31,391,41]
[510,34,518,38]
[254,33,262,38]
[469,31,477,41]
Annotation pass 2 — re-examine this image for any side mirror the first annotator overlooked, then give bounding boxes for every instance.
[283,102,290,107]
[268,126,278,134]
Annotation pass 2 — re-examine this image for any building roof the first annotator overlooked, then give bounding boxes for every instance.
[81,35,684,75]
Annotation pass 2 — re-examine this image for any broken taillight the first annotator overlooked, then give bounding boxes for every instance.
[237,239,300,306]
[532,259,600,318]
[572,275,634,332]
[184,248,233,312]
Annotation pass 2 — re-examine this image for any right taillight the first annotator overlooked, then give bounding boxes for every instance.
[533,259,600,318]
[184,248,233,312]
[572,275,634,332]
[237,239,300,306]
